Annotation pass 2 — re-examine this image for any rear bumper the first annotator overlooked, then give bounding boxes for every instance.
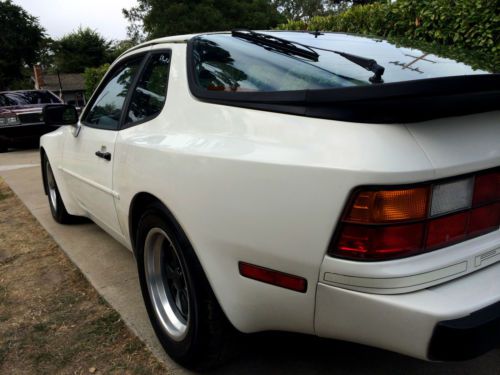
[429,300,500,361]
[315,261,500,360]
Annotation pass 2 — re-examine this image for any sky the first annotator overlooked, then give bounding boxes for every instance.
[13,0,138,41]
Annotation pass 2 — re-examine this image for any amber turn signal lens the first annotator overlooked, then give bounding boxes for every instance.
[345,187,429,223]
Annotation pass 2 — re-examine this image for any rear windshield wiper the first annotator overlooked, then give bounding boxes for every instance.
[232,29,385,84]
[232,29,319,61]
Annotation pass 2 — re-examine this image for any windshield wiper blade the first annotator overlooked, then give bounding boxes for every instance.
[232,29,319,61]
[232,29,385,84]
[312,46,385,84]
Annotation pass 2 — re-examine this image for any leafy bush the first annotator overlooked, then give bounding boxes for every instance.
[278,0,499,71]
[83,64,110,99]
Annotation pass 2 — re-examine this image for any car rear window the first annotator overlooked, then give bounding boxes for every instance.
[0,91,61,106]
[190,32,490,93]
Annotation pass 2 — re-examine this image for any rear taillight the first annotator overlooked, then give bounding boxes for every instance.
[330,169,500,261]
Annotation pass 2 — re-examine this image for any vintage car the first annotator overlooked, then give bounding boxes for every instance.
[0,90,63,152]
[40,31,500,370]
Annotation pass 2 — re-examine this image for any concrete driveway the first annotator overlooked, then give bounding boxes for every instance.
[1,149,499,375]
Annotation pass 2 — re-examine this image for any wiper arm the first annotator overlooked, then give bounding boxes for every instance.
[232,30,319,61]
[312,46,385,84]
[232,29,385,84]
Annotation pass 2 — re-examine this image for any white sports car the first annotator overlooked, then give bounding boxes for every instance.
[40,30,500,370]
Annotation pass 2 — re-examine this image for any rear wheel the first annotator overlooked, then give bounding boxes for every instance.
[44,156,79,224]
[136,207,233,370]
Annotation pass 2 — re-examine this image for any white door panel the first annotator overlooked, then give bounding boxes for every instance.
[62,124,121,233]
[59,54,146,236]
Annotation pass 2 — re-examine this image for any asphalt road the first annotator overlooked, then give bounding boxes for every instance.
[1,149,499,375]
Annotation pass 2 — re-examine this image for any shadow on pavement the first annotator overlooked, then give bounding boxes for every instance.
[213,331,500,375]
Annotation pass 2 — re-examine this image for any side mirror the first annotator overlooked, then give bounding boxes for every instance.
[43,104,79,126]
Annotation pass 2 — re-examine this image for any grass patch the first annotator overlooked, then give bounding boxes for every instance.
[81,311,122,340]
[0,341,11,365]
[0,180,167,374]
[33,323,50,333]
[125,339,146,354]
[0,191,7,201]
[0,285,7,304]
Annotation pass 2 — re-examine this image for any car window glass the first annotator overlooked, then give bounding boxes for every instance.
[192,35,363,93]
[126,52,171,125]
[191,33,489,93]
[83,57,141,130]
[0,91,61,106]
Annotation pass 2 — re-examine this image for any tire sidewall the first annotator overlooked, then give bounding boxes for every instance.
[136,210,203,362]
[44,157,63,222]
[0,140,8,153]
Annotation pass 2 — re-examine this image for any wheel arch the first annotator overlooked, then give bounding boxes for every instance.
[129,192,188,258]
[40,147,48,195]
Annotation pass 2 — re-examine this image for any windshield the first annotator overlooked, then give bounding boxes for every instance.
[0,91,61,106]
[191,32,490,93]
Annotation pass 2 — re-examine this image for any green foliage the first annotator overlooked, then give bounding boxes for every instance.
[278,0,500,71]
[274,0,381,21]
[83,64,110,99]
[53,27,111,73]
[274,0,328,20]
[123,0,286,39]
[106,40,137,63]
[0,0,45,90]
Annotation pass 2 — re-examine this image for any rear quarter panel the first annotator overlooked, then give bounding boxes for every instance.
[113,43,442,334]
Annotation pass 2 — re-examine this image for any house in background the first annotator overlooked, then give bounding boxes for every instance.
[33,65,86,107]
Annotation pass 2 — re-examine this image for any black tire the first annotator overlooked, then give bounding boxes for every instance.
[0,140,8,153]
[136,205,233,370]
[43,155,80,224]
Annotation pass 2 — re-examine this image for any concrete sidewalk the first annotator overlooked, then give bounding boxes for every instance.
[1,149,499,375]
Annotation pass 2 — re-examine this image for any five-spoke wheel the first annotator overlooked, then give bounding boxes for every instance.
[136,206,233,370]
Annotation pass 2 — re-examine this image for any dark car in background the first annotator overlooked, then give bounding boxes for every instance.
[0,90,63,152]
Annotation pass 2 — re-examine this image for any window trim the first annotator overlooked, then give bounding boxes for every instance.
[80,53,149,131]
[120,49,172,130]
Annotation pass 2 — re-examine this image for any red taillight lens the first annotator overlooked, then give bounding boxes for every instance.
[330,169,500,261]
[337,223,424,259]
[473,171,500,205]
[469,203,500,236]
[426,212,467,249]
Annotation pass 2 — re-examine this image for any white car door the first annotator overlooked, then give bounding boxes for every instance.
[61,54,146,236]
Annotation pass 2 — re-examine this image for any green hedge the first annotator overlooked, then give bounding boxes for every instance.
[277,0,500,71]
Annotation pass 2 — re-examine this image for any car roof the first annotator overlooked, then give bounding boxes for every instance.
[0,89,51,94]
[122,32,208,56]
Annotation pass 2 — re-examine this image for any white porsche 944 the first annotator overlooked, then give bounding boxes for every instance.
[40,30,500,370]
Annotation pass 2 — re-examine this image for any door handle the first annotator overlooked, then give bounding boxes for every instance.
[95,150,112,161]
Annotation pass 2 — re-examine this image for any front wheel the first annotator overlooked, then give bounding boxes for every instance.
[43,156,79,224]
[0,140,8,153]
[136,207,233,370]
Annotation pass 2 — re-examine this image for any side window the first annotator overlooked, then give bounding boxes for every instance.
[125,52,171,126]
[83,56,142,130]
